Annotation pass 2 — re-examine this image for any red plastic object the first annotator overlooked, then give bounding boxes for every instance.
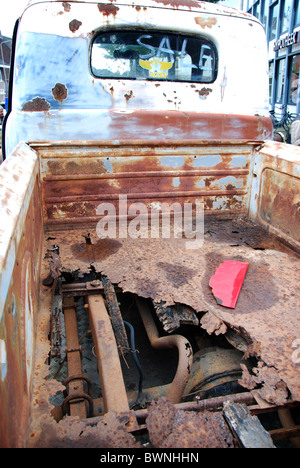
[209,260,249,309]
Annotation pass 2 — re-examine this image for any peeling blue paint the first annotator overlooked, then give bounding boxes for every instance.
[230,155,248,168]
[159,156,185,168]
[218,176,244,188]
[0,339,7,381]
[103,159,113,172]
[193,155,222,167]
[197,180,205,188]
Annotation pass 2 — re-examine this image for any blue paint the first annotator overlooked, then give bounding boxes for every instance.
[218,176,244,188]
[230,155,248,168]
[103,159,113,172]
[159,156,185,167]
[193,155,222,167]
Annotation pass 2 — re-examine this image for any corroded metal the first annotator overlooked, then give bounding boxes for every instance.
[135,296,193,404]
[4,0,272,157]
[0,143,43,448]
[250,141,300,252]
[34,140,256,230]
[146,397,235,448]
[87,294,130,413]
[0,0,299,450]
[102,275,130,355]
[63,297,88,418]
[49,279,63,359]
[153,301,199,333]
[49,215,300,406]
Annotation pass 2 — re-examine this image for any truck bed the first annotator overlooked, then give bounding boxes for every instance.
[30,214,299,448]
[0,140,299,448]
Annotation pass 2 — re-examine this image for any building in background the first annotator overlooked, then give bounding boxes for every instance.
[220,0,300,118]
[0,35,12,105]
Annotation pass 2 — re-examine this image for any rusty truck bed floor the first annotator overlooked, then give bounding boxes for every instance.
[43,216,300,404]
[30,215,300,447]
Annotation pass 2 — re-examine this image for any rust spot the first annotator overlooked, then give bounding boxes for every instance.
[70,238,122,264]
[157,261,196,287]
[52,83,68,103]
[195,17,217,29]
[21,97,51,112]
[97,3,119,17]
[197,87,212,98]
[124,90,134,102]
[152,0,200,8]
[205,198,213,209]
[69,19,82,33]
[62,2,71,12]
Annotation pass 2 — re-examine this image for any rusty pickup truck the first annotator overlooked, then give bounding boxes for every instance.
[0,0,299,449]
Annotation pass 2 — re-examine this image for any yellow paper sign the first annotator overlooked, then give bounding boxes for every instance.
[139,58,173,78]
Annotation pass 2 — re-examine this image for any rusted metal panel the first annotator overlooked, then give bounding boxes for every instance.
[146,398,235,448]
[0,143,43,447]
[249,141,300,252]
[260,169,300,243]
[5,0,272,156]
[32,140,255,230]
[47,216,300,406]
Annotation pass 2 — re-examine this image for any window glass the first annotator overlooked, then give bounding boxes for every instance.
[252,2,259,18]
[275,59,286,103]
[269,60,274,102]
[280,0,292,34]
[91,31,217,83]
[261,0,268,28]
[296,0,300,26]
[270,2,279,40]
[288,54,300,104]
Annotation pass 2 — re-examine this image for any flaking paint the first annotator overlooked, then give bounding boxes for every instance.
[5,1,272,156]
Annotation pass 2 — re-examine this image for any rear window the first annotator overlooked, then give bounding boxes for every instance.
[91,31,217,83]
